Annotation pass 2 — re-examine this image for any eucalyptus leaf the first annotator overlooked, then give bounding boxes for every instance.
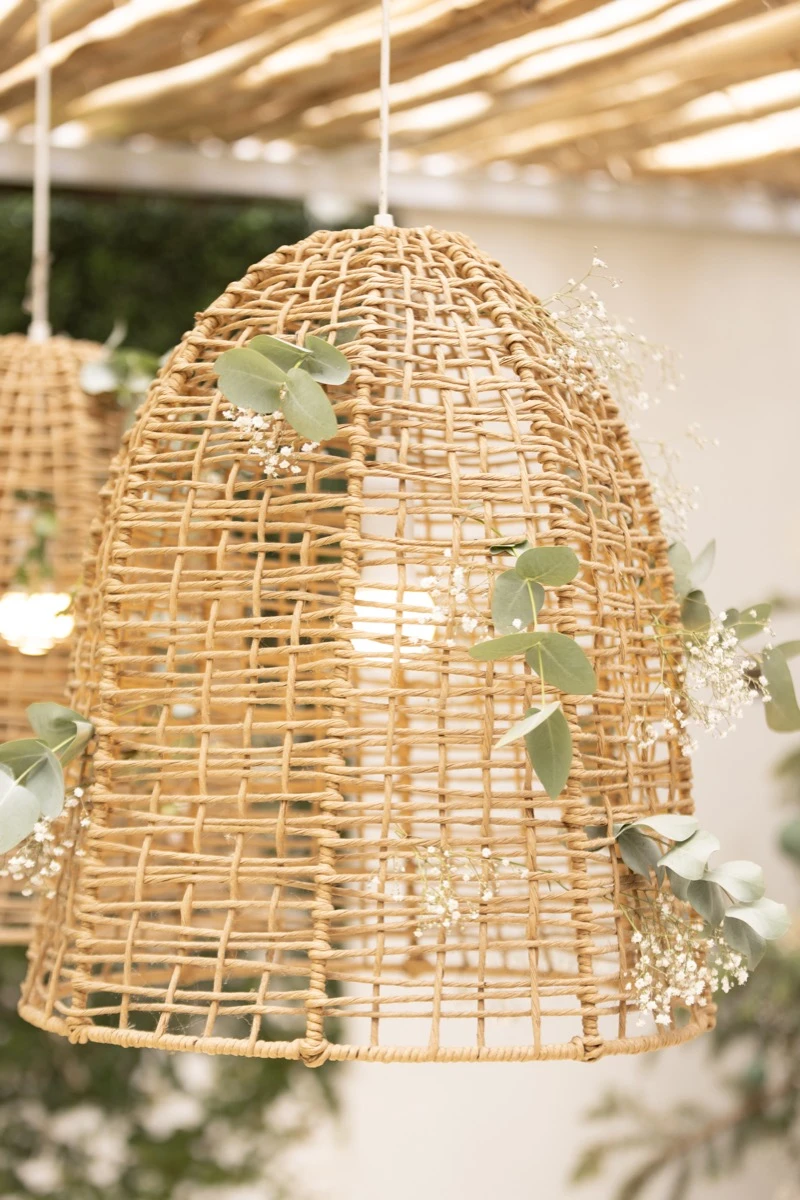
[248,334,310,373]
[489,539,531,556]
[629,813,699,842]
[658,829,720,880]
[763,645,800,733]
[668,542,693,597]
[690,539,716,588]
[0,774,40,855]
[491,570,542,634]
[779,817,800,863]
[778,640,800,661]
[524,704,572,799]
[303,334,352,385]
[524,632,597,696]
[681,589,712,632]
[722,919,766,968]
[281,367,338,441]
[686,878,729,926]
[617,826,662,879]
[334,324,360,346]
[495,701,560,749]
[26,702,93,764]
[727,603,772,641]
[704,860,765,904]
[667,868,691,900]
[515,546,580,587]
[215,348,286,414]
[0,740,65,819]
[724,897,790,966]
[470,631,542,661]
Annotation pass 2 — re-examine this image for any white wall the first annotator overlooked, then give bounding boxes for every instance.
[309,209,800,1200]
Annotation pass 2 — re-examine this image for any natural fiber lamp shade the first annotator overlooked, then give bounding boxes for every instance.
[0,334,118,944]
[21,227,714,1063]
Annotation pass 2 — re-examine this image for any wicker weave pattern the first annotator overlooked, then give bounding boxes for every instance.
[21,227,714,1062]
[0,334,117,944]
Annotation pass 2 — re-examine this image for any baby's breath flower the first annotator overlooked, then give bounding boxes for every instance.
[416,557,488,642]
[625,894,748,1027]
[222,407,317,479]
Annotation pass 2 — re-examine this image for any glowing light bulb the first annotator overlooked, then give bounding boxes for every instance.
[352,587,436,658]
[0,590,74,656]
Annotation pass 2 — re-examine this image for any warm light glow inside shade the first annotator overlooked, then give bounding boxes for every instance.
[0,590,74,657]
[352,586,436,656]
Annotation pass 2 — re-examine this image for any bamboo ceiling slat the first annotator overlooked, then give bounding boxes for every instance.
[0,0,799,191]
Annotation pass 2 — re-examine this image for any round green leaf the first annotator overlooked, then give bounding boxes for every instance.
[216,348,286,414]
[617,827,662,879]
[26,702,93,765]
[491,570,542,635]
[281,366,338,441]
[524,704,573,799]
[630,813,699,842]
[667,868,691,900]
[726,603,772,641]
[248,334,310,373]
[515,546,580,587]
[303,334,352,385]
[495,701,560,749]
[469,631,541,661]
[763,646,800,732]
[704,860,765,904]
[686,878,729,926]
[725,897,789,941]
[689,539,716,589]
[779,817,800,863]
[489,539,531,556]
[658,829,720,880]
[667,542,692,597]
[0,739,65,819]
[524,632,597,696]
[0,775,40,855]
[681,589,712,631]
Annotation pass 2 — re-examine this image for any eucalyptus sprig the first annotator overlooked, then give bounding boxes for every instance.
[0,703,93,855]
[215,329,355,443]
[668,538,800,733]
[587,812,789,966]
[469,542,597,799]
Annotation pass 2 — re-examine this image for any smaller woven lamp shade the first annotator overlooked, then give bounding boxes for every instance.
[0,334,119,944]
[21,227,714,1063]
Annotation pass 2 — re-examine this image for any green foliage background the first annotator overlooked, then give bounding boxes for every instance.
[0,187,312,351]
[0,185,337,1199]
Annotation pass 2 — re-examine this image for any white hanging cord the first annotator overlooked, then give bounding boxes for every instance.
[374,0,394,228]
[28,0,52,343]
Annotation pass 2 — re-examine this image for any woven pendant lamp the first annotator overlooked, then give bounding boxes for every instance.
[19,224,714,1063]
[0,333,121,944]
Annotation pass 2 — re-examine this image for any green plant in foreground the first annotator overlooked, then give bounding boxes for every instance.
[469,540,597,799]
[215,328,356,443]
[0,704,92,856]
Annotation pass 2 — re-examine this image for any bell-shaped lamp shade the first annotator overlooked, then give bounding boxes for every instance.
[19,228,712,1062]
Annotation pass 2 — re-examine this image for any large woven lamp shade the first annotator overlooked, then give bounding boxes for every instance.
[0,333,118,944]
[20,225,713,1064]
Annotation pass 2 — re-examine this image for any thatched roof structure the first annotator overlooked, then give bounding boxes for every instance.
[0,0,799,192]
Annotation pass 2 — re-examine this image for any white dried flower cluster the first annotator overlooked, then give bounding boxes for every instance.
[0,787,87,898]
[366,833,528,938]
[671,618,766,741]
[625,895,749,1027]
[544,260,707,541]
[418,549,489,642]
[223,407,317,479]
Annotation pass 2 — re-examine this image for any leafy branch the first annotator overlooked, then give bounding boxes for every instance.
[215,329,355,443]
[469,543,597,799]
[588,813,788,966]
[0,704,93,855]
